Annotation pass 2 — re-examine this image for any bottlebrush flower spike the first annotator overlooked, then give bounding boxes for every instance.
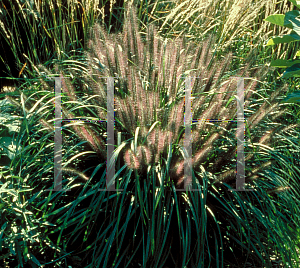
[82,5,298,188]
[124,149,140,170]
[14,4,297,189]
[136,145,152,166]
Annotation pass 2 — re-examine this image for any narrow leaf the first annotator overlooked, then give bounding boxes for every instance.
[29,253,42,266]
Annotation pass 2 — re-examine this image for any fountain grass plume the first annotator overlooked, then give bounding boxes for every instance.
[82,5,294,190]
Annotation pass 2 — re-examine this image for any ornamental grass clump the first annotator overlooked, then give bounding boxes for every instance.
[55,6,299,267]
[3,4,300,268]
[82,5,293,190]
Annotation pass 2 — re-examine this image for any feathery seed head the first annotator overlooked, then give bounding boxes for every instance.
[124,149,140,170]
[34,4,294,189]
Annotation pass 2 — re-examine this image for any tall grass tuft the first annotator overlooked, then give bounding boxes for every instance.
[83,5,296,189]
[0,0,125,90]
